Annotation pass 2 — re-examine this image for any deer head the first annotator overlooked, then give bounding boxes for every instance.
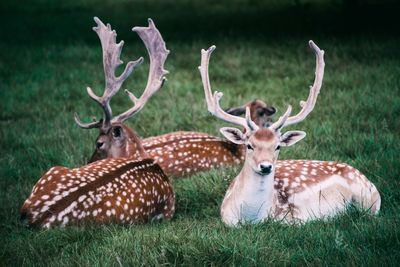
[199,40,324,181]
[74,17,169,163]
[225,99,276,128]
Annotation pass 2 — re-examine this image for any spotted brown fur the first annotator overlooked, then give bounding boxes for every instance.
[21,158,175,228]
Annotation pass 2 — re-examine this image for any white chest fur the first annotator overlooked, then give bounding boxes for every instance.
[221,168,275,226]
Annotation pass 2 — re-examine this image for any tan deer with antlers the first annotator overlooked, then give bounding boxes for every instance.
[21,17,175,228]
[199,42,381,226]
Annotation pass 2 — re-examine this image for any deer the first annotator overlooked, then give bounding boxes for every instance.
[74,24,277,177]
[199,41,381,226]
[21,157,175,228]
[20,17,175,228]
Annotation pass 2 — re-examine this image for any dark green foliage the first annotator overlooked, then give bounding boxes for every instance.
[1,0,399,266]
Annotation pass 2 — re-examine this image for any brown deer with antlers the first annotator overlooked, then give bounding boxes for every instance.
[75,36,276,177]
[21,17,175,228]
[199,42,381,226]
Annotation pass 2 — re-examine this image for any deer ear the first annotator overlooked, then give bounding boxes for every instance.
[225,106,246,116]
[220,127,246,144]
[264,106,277,116]
[280,131,306,147]
[112,126,124,139]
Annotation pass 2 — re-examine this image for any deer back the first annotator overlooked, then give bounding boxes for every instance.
[21,158,175,228]
[142,131,245,176]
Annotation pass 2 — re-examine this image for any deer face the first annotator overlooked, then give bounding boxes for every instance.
[89,123,144,163]
[220,127,306,176]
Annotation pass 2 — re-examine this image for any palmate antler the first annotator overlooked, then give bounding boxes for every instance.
[74,17,169,132]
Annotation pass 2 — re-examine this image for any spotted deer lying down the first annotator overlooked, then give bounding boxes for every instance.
[21,17,175,228]
[21,158,175,228]
[199,41,381,226]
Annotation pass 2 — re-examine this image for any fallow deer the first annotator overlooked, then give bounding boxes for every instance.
[74,16,170,163]
[21,17,175,228]
[72,18,249,177]
[21,158,175,228]
[199,41,381,226]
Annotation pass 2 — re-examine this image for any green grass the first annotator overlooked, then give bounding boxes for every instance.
[1,0,400,266]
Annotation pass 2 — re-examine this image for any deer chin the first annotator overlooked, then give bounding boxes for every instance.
[250,165,273,177]
[255,169,272,176]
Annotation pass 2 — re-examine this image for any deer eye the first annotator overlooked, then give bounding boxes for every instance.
[112,127,122,138]
[275,145,281,151]
[247,144,254,150]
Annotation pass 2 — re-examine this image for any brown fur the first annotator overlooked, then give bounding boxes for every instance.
[143,131,244,176]
[21,158,175,228]
[253,128,275,142]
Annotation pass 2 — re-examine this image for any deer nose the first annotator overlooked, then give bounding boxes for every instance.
[259,163,272,175]
[96,142,104,149]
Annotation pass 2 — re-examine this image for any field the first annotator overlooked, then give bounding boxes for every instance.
[1,0,400,265]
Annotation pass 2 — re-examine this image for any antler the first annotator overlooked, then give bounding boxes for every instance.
[74,17,169,131]
[74,17,143,130]
[199,46,258,133]
[270,40,325,131]
[112,19,170,123]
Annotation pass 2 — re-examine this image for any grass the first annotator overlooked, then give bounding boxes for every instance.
[1,0,400,265]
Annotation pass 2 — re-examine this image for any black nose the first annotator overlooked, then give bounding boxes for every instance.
[96,142,104,149]
[259,164,272,175]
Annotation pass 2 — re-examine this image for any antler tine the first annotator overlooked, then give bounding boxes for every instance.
[270,105,292,131]
[74,17,143,131]
[199,46,258,132]
[279,40,325,129]
[113,19,170,123]
[74,111,102,129]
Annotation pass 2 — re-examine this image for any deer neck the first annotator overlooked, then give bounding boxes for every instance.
[239,161,275,209]
[223,159,276,225]
[123,126,149,160]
